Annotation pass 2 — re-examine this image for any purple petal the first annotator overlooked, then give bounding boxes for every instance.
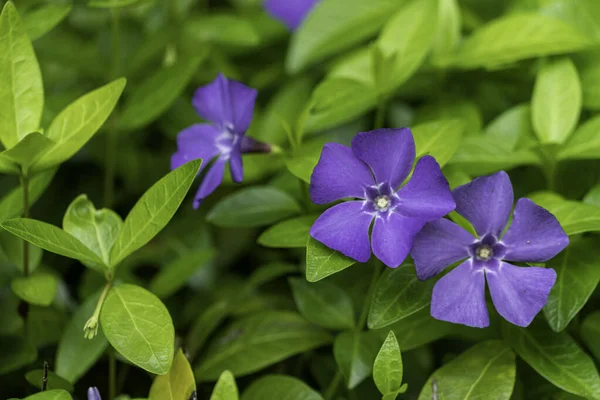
[194,158,226,209]
[452,171,514,238]
[171,124,221,171]
[241,136,272,154]
[411,218,475,280]
[309,143,374,204]
[192,74,257,132]
[501,198,569,262]
[229,145,243,183]
[371,212,425,268]
[396,155,455,220]
[351,128,416,190]
[487,262,556,327]
[88,387,102,400]
[431,260,489,328]
[264,0,319,30]
[310,201,373,263]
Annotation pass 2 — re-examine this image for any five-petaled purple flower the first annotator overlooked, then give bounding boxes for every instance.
[88,387,102,400]
[411,171,569,328]
[309,128,455,268]
[172,74,270,208]
[264,0,319,30]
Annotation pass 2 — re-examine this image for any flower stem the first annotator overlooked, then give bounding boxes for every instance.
[374,98,387,130]
[109,345,116,400]
[20,173,29,276]
[324,370,343,400]
[84,281,111,339]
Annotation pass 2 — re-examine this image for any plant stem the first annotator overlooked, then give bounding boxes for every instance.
[357,263,383,330]
[324,370,343,400]
[374,98,387,130]
[109,346,116,400]
[20,173,29,276]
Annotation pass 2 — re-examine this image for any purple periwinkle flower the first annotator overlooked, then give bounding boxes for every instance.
[411,171,569,328]
[88,387,102,400]
[172,73,270,208]
[264,0,319,30]
[309,128,455,268]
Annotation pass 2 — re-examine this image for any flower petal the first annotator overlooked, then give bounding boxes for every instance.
[87,387,102,400]
[229,145,243,183]
[431,260,489,328]
[452,171,514,238]
[309,143,374,204]
[501,198,569,262]
[171,124,220,170]
[411,218,474,280]
[193,159,226,209]
[264,0,319,30]
[371,212,425,268]
[193,74,257,132]
[351,128,416,190]
[396,155,455,220]
[487,262,556,327]
[310,201,373,263]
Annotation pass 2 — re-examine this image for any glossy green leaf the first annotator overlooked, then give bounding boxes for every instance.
[242,375,323,400]
[100,284,175,375]
[25,369,73,392]
[485,104,535,151]
[368,263,435,329]
[503,322,600,399]
[373,331,404,396]
[306,237,356,282]
[119,57,204,131]
[23,390,71,400]
[11,272,57,306]
[431,0,461,64]
[210,370,238,400]
[532,58,581,144]
[258,214,317,248]
[581,311,600,361]
[452,14,591,69]
[0,132,54,172]
[149,349,196,400]
[334,331,381,389]
[0,2,43,149]
[386,308,453,351]
[289,277,355,330]
[418,340,516,400]
[0,218,105,265]
[412,119,464,167]
[578,49,600,110]
[539,0,600,41]
[207,186,301,228]
[287,0,402,72]
[55,292,109,383]
[0,168,55,221]
[584,184,600,207]
[284,138,326,184]
[529,193,600,235]
[544,240,600,332]
[23,3,71,41]
[195,311,331,381]
[110,159,202,266]
[32,78,126,171]
[149,249,214,298]
[559,114,600,160]
[0,335,36,375]
[184,14,260,47]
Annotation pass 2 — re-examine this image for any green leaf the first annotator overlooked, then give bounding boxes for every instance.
[88,0,145,7]
[149,349,196,400]
[149,249,215,298]
[0,218,105,265]
[451,14,591,69]
[23,390,71,400]
[532,58,581,144]
[0,168,56,221]
[0,132,54,173]
[210,370,238,400]
[284,138,327,184]
[559,114,600,160]
[247,263,298,291]
[581,311,600,361]
[431,0,461,64]
[0,229,43,274]
[183,14,260,48]
[373,331,404,396]
[63,195,122,270]
[241,375,323,400]
[0,335,36,375]
[23,3,72,41]
[334,331,381,389]
[502,322,600,399]
[529,193,600,235]
[385,308,453,351]
[110,159,202,266]
[306,237,356,282]
[195,311,331,381]
[485,104,535,151]
[289,277,355,330]
[11,272,57,306]
[32,78,126,171]
[544,240,600,332]
[100,284,175,375]
[119,57,204,131]
[418,340,516,400]
[25,369,73,392]
[578,49,600,110]
[207,186,301,228]
[186,301,229,359]
[368,263,435,329]
[287,0,402,73]
[0,2,43,149]
[258,215,317,248]
[412,119,464,167]
[55,292,109,383]
[539,0,600,41]
[584,184,600,207]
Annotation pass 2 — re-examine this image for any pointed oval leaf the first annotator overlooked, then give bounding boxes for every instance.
[149,349,196,400]
[0,168,56,221]
[25,369,73,392]
[242,375,323,400]
[412,119,464,168]
[581,311,600,361]
[186,301,230,359]
[334,331,381,390]
[210,370,238,400]
[149,249,215,299]
[23,3,72,41]
[0,132,54,172]
[258,214,318,248]
[529,194,600,235]
[374,331,404,396]
[11,272,57,306]
[306,237,356,282]
[431,0,461,64]
[559,114,600,160]
[110,159,202,266]
[100,284,175,375]
[23,390,71,400]
[0,2,44,149]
